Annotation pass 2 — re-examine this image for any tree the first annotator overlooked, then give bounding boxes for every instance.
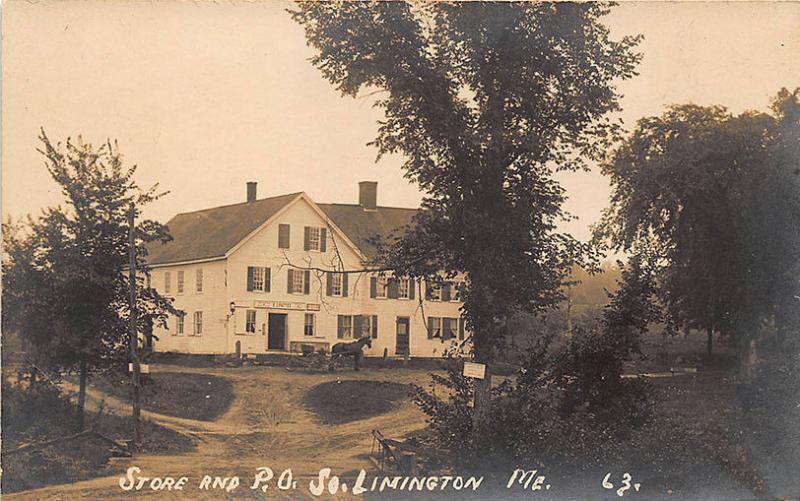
[1,130,175,430]
[291,1,642,435]
[595,89,800,376]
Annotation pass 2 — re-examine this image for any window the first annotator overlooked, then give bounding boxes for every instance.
[427,282,442,301]
[427,317,442,339]
[337,315,353,339]
[443,318,458,340]
[245,310,256,334]
[175,312,185,336]
[331,273,343,296]
[164,272,171,294]
[374,276,387,298]
[398,279,410,299]
[177,271,185,294]
[452,281,464,301]
[359,315,378,339]
[304,313,315,336]
[288,269,309,294]
[248,266,270,292]
[196,268,203,293]
[193,311,203,336]
[303,226,327,252]
[278,223,291,249]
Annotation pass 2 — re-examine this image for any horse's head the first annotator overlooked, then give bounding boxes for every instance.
[362,335,373,349]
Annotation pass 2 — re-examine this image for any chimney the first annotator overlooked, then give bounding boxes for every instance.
[246,181,257,203]
[358,181,377,211]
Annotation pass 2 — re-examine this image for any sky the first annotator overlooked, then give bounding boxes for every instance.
[3,1,799,247]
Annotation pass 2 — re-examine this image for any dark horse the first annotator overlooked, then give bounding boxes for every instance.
[331,335,372,371]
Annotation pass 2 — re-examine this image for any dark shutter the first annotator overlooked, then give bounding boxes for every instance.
[425,280,432,300]
[387,278,399,299]
[303,226,311,251]
[354,315,363,338]
[265,268,271,292]
[409,279,415,300]
[458,317,465,340]
[442,318,452,340]
[303,270,310,294]
[326,272,333,296]
[442,283,451,302]
[246,266,254,291]
[427,317,434,339]
[287,269,293,293]
[372,315,378,339]
[337,315,344,339]
[320,228,327,252]
[278,224,290,249]
[342,273,349,297]
[370,277,377,298]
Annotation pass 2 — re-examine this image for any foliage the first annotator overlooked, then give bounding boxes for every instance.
[595,89,800,373]
[291,2,642,365]
[1,130,175,427]
[413,260,656,469]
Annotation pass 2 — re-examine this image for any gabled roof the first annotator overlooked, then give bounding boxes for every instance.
[145,194,419,266]
[318,204,418,259]
[145,192,302,265]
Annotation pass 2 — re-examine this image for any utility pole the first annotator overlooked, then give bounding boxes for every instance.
[127,204,142,448]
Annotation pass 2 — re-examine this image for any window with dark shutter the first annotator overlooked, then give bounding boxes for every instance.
[372,315,378,339]
[320,228,327,252]
[342,273,349,297]
[370,277,377,298]
[287,269,294,293]
[303,226,311,251]
[354,315,363,339]
[278,224,290,249]
[303,270,310,294]
[409,279,415,300]
[246,266,254,291]
[326,272,333,296]
[442,283,451,302]
[265,268,271,292]
[387,278,399,299]
[427,317,434,339]
[459,317,465,340]
[442,318,452,340]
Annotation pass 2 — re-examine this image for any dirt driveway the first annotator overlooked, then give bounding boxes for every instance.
[7,365,434,500]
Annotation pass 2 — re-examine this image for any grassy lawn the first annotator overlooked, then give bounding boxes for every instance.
[1,381,194,494]
[90,371,234,421]
[304,380,412,424]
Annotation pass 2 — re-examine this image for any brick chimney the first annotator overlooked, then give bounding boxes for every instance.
[246,182,257,203]
[358,181,377,211]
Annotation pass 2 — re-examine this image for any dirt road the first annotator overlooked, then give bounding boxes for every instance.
[7,365,433,501]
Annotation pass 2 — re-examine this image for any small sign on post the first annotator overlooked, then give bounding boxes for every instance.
[463,361,486,380]
[128,363,150,374]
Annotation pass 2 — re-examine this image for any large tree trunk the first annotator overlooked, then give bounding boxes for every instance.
[76,358,88,431]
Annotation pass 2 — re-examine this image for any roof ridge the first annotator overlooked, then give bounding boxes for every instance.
[174,191,304,217]
[318,202,419,211]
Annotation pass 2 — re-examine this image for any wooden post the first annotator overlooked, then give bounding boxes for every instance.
[127,204,142,448]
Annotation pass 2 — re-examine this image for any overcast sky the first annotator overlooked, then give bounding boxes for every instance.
[3,1,799,246]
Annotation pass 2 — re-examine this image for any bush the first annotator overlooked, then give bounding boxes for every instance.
[412,331,653,471]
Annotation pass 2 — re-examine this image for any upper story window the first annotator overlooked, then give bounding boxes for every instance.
[196,269,204,293]
[287,268,310,295]
[372,275,388,299]
[177,271,185,295]
[247,266,271,292]
[278,224,291,249]
[426,282,442,301]
[331,273,343,296]
[398,279,412,299]
[164,272,171,294]
[303,226,327,252]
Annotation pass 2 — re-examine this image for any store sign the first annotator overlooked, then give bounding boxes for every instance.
[463,362,485,380]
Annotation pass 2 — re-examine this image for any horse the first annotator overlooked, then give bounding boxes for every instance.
[331,335,372,371]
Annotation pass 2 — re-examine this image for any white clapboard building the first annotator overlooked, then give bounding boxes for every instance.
[146,181,467,358]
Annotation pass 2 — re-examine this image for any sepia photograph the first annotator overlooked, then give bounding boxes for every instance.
[1,1,799,499]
